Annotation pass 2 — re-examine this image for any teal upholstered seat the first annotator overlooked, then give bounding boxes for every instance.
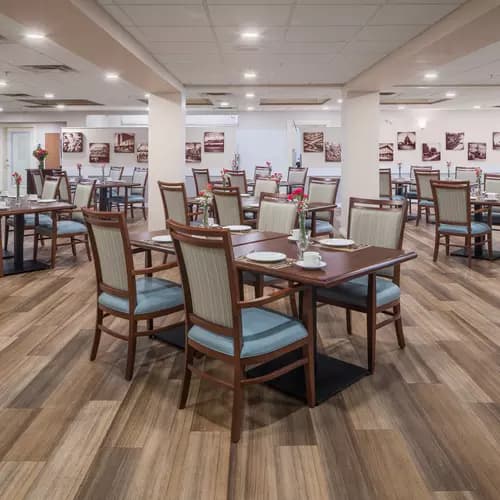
[110,194,144,203]
[316,276,400,309]
[305,219,333,234]
[406,190,417,198]
[98,277,183,315]
[381,195,406,202]
[36,220,87,236]
[439,222,490,235]
[8,214,51,226]
[188,307,307,358]
[418,199,434,207]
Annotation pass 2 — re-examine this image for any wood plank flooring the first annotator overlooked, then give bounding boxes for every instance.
[0,219,499,499]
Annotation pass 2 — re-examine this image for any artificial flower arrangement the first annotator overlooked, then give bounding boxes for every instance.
[12,171,22,200]
[221,168,229,187]
[270,172,282,182]
[474,166,482,194]
[32,144,48,170]
[199,183,213,226]
[288,187,309,237]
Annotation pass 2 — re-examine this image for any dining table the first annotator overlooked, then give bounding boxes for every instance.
[130,228,417,404]
[0,196,74,275]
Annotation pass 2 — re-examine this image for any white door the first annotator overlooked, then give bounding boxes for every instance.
[8,129,32,189]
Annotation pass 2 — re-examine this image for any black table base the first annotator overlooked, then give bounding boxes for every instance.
[3,259,50,276]
[450,248,500,261]
[246,350,368,405]
[152,323,185,349]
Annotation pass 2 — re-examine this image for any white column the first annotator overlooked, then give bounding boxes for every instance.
[340,91,379,233]
[148,92,185,231]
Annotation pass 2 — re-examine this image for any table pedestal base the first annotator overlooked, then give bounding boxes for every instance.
[247,350,368,405]
[3,259,50,276]
[152,323,185,349]
[450,248,500,261]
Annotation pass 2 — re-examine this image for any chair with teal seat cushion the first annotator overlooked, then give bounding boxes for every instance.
[83,209,184,381]
[168,220,315,443]
[33,181,95,268]
[431,180,492,267]
[316,197,408,373]
[305,218,333,234]
[110,167,148,220]
[415,170,440,226]
[306,177,339,237]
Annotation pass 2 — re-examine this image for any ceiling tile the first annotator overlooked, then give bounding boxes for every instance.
[291,5,380,26]
[207,5,292,27]
[214,27,286,43]
[147,42,219,55]
[356,25,426,42]
[138,26,215,42]
[120,5,209,26]
[286,26,360,42]
[369,4,458,25]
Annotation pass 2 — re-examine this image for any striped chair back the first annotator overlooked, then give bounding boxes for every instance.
[110,166,124,181]
[193,168,210,196]
[158,182,189,226]
[379,168,392,198]
[254,177,279,199]
[431,180,470,227]
[287,167,308,186]
[254,166,272,179]
[41,176,62,200]
[308,177,339,221]
[213,187,243,226]
[72,181,96,222]
[415,170,440,201]
[484,174,500,193]
[226,170,247,194]
[257,197,297,234]
[131,167,148,195]
[32,170,44,196]
[455,166,476,183]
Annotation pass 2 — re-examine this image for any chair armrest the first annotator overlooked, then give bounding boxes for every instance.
[237,285,304,309]
[133,261,178,275]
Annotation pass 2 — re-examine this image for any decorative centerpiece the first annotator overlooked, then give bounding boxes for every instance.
[270,172,282,182]
[199,183,213,227]
[231,153,240,170]
[221,168,228,188]
[32,144,48,171]
[288,187,309,259]
[12,171,22,203]
[474,166,482,196]
[446,161,451,179]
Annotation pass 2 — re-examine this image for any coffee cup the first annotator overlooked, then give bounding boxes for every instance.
[291,229,300,240]
[303,251,322,266]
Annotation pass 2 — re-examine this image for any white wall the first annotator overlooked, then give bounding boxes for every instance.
[380,109,500,173]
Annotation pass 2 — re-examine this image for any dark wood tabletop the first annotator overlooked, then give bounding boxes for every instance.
[0,199,74,216]
[69,179,139,189]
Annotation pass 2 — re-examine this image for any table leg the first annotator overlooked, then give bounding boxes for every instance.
[98,187,108,211]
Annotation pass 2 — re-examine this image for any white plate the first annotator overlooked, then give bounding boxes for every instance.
[288,235,299,241]
[246,203,259,208]
[224,225,252,232]
[295,260,327,270]
[152,234,172,243]
[246,251,287,263]
[320,238,354,247]
[240,193,250,197]
[37,198,57,203]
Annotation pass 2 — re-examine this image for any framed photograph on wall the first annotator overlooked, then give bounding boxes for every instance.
[303,132,324,153]
[379,143,394,162]
[89,143,110,163]
[397,132,416,150]
[204,132,224,153]
[114,133,135,153]
[185,142,202,163]
[422,143,441,161]
[468,142,487,160]
[325,142,341,162]
[446,132,464,151]
[62,132,84,153]
[137,143,148,163]
[493,132,500,150]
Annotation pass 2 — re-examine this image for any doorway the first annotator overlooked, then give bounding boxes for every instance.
[7,128,32,190]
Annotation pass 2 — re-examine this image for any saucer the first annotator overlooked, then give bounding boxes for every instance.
[295,260,327,270]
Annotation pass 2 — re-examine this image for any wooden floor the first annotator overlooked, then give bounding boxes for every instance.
[0,218,499,500]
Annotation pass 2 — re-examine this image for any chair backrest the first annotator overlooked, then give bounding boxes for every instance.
[307,177,339,221]
[410,165,432,179]
[415,170,440,201]
[379,168,392,198]
[484,173,500,193]
[169,221,241,343]
[254,165,272,179]
[213,187,243,226]
[72,181,96,222]
[132,167,148,195]
[158,181,189,226]
[348,197,407,280]
[41,176,62,200]
[32,170,43,196]
[431,180,470,228]
[49,171,72,202]
[254,177,279,199]
[109,166,124,181]
[225,170,247,194]
[83,209,136,309]
[192,168,210,196]
[287,167,308,186]
[455,166,476,183]
[257,196,297,233]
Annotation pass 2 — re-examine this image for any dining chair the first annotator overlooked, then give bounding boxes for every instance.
[379,168,405,201]
[83,209,184,380]
[51,171,72,203]
[455,166,477,183]
[431,180,492,267]
[4,175,61,251]
[254,165,272,179]
[225,170,248,194]
[109,166,124,181]
[305,177,339,237]
[168,220,314,443]
[287,167,308,193]
[316,197,408,373]
[192,168,211,196]
[213,187,244,226]
[415,170,440,226]
[253,177,279,199]
[407,165,432,213]
[484,173,500,226]
[111,167,148,219]
[257,194,297,233]
[158,181,201,227]
[32,169,44,197]
[33,180,96,268]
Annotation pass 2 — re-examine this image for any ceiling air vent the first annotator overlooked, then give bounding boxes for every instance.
[18,64,76,73]
[260,98,330,106]
[187,98,212,106]
[1,93,32,97]
[204,92,232,97]
[381,98,449,105]
[19,98,102,106]
[380,92,396,96]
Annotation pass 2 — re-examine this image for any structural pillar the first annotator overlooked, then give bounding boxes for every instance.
[148,92,185,230]
[340,91,379,233]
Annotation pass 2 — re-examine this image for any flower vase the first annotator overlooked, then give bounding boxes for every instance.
[202,205,209,227]
[15,184,20,205]
[296,212,309,260]
[476,176,482,197]
[38,160,44,172]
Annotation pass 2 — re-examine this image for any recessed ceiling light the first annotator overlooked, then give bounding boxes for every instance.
[145,106,149,112]
[473,105,481,109]
[417,86,429,89]
[144,93,150,99]
[25,32,45,40]
[0,107,3,112]
[241,31,260,40]
[397,105,406,110]
[424,71,438,80]
[445,91,456,98]
[337,98,343,104]
[220,101,230,107]
[56,104,65,109]
[44,93,54,99]
[245,92,255,98]
[247,106,254,111]
[105,72,119,80]
[243,71,257,79]
[322,106,329,111]
[0,80,6,87]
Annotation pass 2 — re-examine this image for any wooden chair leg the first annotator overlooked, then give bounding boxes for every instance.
[142,203,147,220]
[90,308,103,361]
[445,235,450,256]
[85,235,92,261]
[147,318,154,331]
[254,275,264,298]
[50,236,57,268]
[231,366,245,443]
[393,304,405,348]
[425,207,430,224]
[346,309,352,335]
[4,223,8,251]
[466,235,472,268]
[367,275,376,373]
[130,203,134,219]
[179,345,194,409]
[487,232,493,258]
[302,343,316,408]
[125,320,137,380]
[70,237,77,256]
[33,231,39,261]
[416,205,421,226]
[433,232,440,262]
